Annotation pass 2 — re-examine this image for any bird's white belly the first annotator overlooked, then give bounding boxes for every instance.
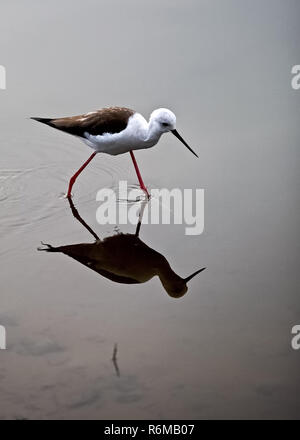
[82,113,156,156]
[84,132,146,155]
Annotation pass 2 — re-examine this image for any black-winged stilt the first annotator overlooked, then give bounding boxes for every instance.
[31,107,198,198]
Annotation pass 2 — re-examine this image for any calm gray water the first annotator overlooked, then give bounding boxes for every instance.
[0,0,299,419]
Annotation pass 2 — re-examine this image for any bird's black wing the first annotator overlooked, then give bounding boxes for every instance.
[31,107,135,137]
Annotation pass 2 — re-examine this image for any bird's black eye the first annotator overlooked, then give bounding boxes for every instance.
[161,122,169,127]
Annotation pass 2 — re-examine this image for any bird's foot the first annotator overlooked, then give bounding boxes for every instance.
[63,192,73,199]
[140,186,150,200]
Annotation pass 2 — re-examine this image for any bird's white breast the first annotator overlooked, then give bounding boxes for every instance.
[83,113,152,155]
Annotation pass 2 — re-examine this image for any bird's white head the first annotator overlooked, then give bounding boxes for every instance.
[150,108,177,133]
[149,108,198,158]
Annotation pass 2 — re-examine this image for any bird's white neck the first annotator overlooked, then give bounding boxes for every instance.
[144,118,163,147]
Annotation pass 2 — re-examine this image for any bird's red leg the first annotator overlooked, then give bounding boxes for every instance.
[129,151,150,199]
[66,152,97,198]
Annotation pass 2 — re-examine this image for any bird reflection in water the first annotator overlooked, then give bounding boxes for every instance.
[38,199,205,298]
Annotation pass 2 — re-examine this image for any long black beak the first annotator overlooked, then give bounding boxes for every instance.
[172,129,198,158]
[184,267,206,283]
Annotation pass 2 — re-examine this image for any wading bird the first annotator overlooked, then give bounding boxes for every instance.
[31,107,198,198]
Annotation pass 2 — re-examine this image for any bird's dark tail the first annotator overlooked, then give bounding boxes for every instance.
[31,117,54,127]
[37,242,61,252]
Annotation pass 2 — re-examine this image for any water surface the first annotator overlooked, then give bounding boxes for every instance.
[0,0,299,419]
